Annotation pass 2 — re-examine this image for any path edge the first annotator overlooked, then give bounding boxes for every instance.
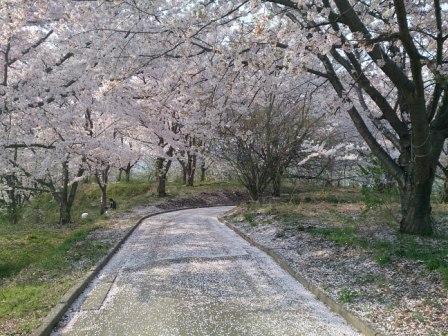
[221,216,385,336]
[32,204,235,336]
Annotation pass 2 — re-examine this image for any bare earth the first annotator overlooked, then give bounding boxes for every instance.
[52,207,358,336]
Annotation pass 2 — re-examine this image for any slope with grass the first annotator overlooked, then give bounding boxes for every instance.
[0,179,244,335]
[224,186,448,335]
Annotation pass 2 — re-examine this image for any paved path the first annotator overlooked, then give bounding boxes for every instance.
[54,207,359,336]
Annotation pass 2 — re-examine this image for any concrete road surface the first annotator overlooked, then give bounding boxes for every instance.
[54,206,359,336]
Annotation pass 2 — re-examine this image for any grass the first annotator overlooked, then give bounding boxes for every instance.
[309,226,362,246]
[233,185,448,288]
[338,288,359,303]
[18,179,155,228]
[0,179,155,279]
[0,281,73,334]
[0,229,64,279]
[243,213,256,225]
[306,225,448,286]
[282,185,362,204]
[0,222,109,334]
[0,178,241,335]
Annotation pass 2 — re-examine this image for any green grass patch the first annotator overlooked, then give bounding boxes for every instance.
[0,178,241,334]
[37,226,106,271]
[286,188,363,204]
[243,212,256,226]
[0,229,63,279]
[237,197,448,288]
[360,185,399,210]
[0,179,154,280]
[308,226,448,286]
[309,226,365,247]
[338,288,359,303]
[0,280,73,334]
[373,249,392,266]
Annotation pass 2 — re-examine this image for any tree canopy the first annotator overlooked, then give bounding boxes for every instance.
[1,0,447,234]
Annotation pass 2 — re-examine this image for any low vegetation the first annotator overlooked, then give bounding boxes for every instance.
[0,179,242,335]
[226,183,448,335]
[234,185,448,286]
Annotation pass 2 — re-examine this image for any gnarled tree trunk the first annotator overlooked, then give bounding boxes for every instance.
[124,162,131,182]
[155,156,172,197]
[186,153,196,186]
[59,199,71,225]
[397,131,443,235]
[200,162,206,182]
[95,166,110,215]
[179,152,196,186]
[399,176,433,235]
[56,161,83,225]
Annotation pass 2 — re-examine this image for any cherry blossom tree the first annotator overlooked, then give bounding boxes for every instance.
[100,0,445,234]
[252,0,448,234]
[0,1,133,223]
[4,0,445,235]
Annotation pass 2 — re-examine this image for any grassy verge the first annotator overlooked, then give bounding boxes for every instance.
[308,226,448,286]
[0,179,241,335]
[231,186,448,287]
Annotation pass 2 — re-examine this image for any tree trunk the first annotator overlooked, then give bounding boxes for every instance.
[124,162,131,182]
[58,161,71,225]
[99,186,107,214]
[59,199,72,225]
[399,175,434,235]
[398,130,444,235]
[186,154,196,186]
[157,174,167,197]
[200,162,206,182]
[8,193,20,224]
[241,174,265,201]
[186,175,194,186]
[4,176,20,224]
[182,166,187,185]
[4,148,22,223]
[156,157,171,197]
[58,179,80,225]
[94,166,110,215]
[117,169,122,181]
[442,178,448,203]
[246,184,260,201]
[272,173,282,197]
[178,156,187,185]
